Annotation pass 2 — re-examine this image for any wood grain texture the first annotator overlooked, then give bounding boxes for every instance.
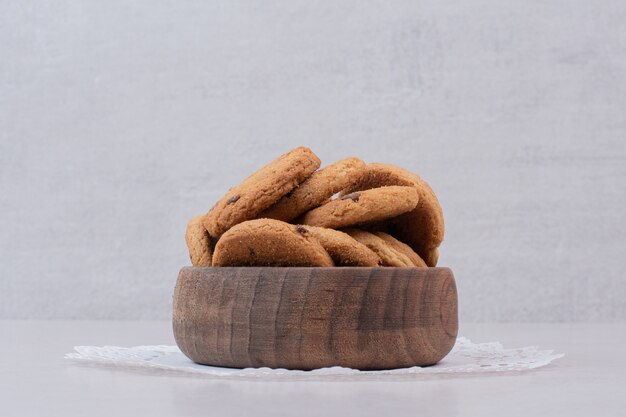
[173,267,458,370]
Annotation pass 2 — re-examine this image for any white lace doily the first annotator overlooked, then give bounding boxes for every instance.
[65,337,563,379]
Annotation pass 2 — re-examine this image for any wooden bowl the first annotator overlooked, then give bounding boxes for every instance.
[172,267,458,370]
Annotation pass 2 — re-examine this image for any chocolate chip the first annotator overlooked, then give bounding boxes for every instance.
[226,195,240,204]
[295,225,309,235]
[248,247,256,257]
[340,192,360,202]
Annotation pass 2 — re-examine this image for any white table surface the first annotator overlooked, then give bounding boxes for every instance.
[1,321,625,417]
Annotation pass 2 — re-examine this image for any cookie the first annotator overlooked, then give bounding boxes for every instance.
[373,231,426,267]
[203,147,321,237]
[212,219,334,267]
[185,215,214,266]
[299,186,419,230]
[343,229,414,267]
[423,247,439,267]
[340,163,444,266]
[304,225,381,267]
[259,157,366,222]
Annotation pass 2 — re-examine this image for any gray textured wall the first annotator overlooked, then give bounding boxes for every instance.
[1,1,625,321]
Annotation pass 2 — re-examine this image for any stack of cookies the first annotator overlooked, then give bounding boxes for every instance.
[185,147,444,268]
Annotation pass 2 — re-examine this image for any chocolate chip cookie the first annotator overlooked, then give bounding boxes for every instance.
[212,219,334,267]
[305,225,380,266]
[203,147,321,237]
[343,229,415,267]
[340,163,444,266]
[185,215,214,266]
[299,186,419,230]
[373,231,426,267]
[422,247,439,268]
[259,157,365,222]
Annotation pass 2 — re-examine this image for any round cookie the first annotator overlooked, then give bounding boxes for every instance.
[212,219,334,267]
[299,186,419,230]
[340,163,444,266]
[259,157,366,222]
[304,225,381,267]
[343,229,414,267]
[203,147,321,237]
[185,215,214,266]
[422,247,439,267]
[373,231,426,267]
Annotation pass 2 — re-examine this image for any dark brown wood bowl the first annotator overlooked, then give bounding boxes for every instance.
[172,267,458,370]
